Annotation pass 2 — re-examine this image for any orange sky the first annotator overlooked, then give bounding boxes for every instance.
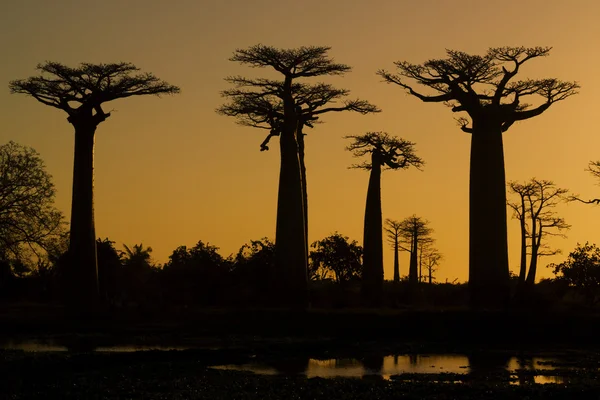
[1,0,598,282]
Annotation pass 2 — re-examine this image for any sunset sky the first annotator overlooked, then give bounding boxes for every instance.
[1,0,598,283]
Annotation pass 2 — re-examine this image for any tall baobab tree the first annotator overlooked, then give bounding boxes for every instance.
[346,132,423,305]
[9,62,180,312]
[508,179,570,295]
[218,45,378,307]
[378,47,579,307]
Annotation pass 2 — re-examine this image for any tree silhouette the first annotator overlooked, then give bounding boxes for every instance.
[346,132,423,305]
[421,243,442,284]
[0,141,66,272]
[384,219,410,282]
[218,45,378,307]
[309,233,362,284]
[9,62,180,312]
[379,47,578,307]
[508,179,570,294]
[549,242,600,306]
[397,215,433,284]
[571,161,600,205]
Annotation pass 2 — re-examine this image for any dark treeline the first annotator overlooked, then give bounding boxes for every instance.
[5,44,598,316]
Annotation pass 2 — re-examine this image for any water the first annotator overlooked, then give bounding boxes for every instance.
[0,339,590,384]
[211,354,572,384]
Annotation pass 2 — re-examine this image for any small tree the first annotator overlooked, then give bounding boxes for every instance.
[384,218,410,282]
[346,132,423,305]
[508,179,570,292]
[421,243,442,284]
[10,62,179,312]
[397,215,433,284]
[379,47,578,307]
[0,141,66,274]
[218,45,378,307]
[549,243,600,306]
[309,233,362,284]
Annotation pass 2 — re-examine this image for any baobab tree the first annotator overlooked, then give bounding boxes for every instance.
[379,47,579,307]
[346,132,423,305]
[397,215,433,284]
[384,218,410,282]
[218,45,378,307]
[421,243,442,284]
[9,62,180,311]
[508,179,570,295]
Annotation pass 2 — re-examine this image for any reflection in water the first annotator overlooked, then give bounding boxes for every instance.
[0,339,580,385]
[468,353,512,383]
[266,357,310,375]
[211,355,575,385]
[0,338,191,353]
[361,354,384,381]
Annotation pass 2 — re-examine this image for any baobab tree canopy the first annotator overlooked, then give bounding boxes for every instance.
[378,47,579,132]
[9,62,180,123]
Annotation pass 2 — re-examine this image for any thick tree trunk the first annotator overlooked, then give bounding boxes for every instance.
[517,198,527,285]
[409,232,418,284]
[275,98,308,308]
[361,153,383,306]
[526,224,542,286]
[469,121,510,308]
[297,127,308,258]
[67,123,99,313]
[393,240,400,282]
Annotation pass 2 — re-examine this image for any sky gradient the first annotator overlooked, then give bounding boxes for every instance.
[1,0,598,282]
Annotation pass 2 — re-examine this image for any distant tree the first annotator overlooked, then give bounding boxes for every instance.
[120,243,156,305]
[0,141,66,275]
[571,161,600,205]
[218,45,378,307]
[421,242,442,284]
[549,243,600,306]
[231,237,276,296]
[162,241,228,305]
[95,238,122,304]
[121,243,154,270]
[346,132,423,305]
[309,233,362,284]
[384,219,410,282]
[9,62,180,312]
[508,179,570,292]
[395,215,433,284]
[379,47,579,307]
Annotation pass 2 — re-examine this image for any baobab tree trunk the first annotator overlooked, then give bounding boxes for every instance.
[469,121,510,308]
[518,202,528,286]
[362,152,383,306]
[296,128,308,258]
[67,123,99,312]
[526,224,542,286]
[409,232,418,284]
[275,101,308,308]
[393,239,400,282]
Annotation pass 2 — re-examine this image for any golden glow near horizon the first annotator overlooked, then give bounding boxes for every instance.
[0,1,598,283]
